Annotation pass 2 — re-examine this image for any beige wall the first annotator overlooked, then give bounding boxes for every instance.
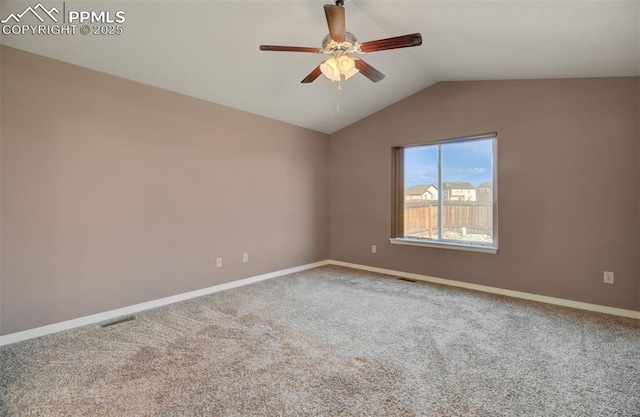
[0,46,329,335]
[2,46,639,337]
[329,78,640,311]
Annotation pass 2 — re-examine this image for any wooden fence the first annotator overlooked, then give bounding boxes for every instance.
[404,200,493,237]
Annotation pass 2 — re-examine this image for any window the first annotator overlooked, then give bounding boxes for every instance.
[391,134,497,253]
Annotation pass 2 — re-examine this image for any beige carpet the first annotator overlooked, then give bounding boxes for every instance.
[1,266,639,416]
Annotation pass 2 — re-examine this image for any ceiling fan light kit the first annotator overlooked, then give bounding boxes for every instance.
[259,1,423,90]
[320,56,357,82]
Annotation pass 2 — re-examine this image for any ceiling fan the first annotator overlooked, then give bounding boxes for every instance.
[259,0,422,89]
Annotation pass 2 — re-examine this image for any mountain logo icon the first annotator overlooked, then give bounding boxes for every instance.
[1,3,59,24]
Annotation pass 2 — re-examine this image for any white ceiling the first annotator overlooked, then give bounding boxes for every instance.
[2,0,639,133]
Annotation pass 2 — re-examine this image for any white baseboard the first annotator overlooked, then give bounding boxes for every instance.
[327,260,640,320]
[0,260,330,347]
[2,258,637,346]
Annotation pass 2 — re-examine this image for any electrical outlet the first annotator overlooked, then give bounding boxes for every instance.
[371,245,377,253]
[243,253,249,263]
[216,257,222,268]
[603,271,614,284]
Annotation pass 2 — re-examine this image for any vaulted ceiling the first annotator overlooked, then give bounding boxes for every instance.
[2,0,639,133]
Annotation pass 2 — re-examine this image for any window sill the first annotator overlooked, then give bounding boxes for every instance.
[389,238,498,254]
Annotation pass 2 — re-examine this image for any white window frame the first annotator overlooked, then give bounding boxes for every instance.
[390,133,498,254]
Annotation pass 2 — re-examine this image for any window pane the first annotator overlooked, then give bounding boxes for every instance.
[441,139,494,244]
[403,146,439,240]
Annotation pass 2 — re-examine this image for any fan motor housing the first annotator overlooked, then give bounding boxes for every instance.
[322,32,358,54]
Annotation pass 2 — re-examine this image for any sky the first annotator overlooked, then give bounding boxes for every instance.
[404,139,494,188]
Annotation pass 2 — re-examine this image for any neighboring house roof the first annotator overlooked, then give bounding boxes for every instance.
[405,184,437,195]
[443,182,476,190]
[478,182,492,189]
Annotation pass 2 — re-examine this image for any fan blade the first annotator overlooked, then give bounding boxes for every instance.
[354,59,385,83]
[301,65,323,83]
[260,45,322,53]
[358,33,422,53]
[324,4,345,42]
